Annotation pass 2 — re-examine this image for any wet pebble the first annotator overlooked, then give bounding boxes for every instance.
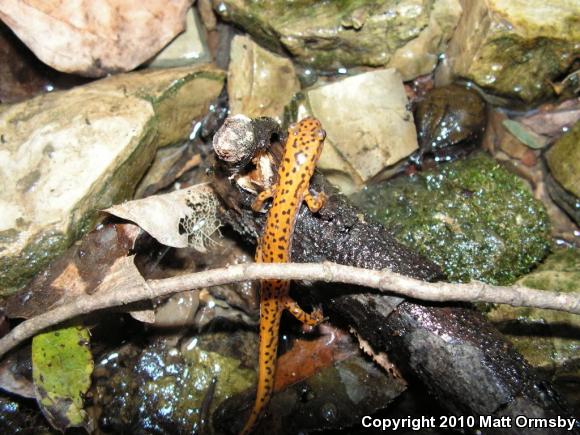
[414,84,487,163]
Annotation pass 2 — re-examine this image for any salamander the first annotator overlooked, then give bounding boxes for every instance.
[240,117,327,434]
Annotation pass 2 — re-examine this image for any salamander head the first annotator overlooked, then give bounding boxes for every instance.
[287,117,326,165]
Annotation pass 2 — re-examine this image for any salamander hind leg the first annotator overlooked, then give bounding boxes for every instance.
[304,191,327,213]
[284,297,324,327]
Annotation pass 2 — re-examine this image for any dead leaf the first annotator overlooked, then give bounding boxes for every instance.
[0,348,35,399]
[502,119,549,149]
[274,325,356,392]
[0,0,191,77]
[105,184,221,252]
[518,98,580,138]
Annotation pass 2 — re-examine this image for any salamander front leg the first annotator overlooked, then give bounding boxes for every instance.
[252,188,275,212]
[304,191,327,213]
[284,297,324,327]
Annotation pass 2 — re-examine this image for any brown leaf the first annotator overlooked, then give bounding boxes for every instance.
[0,0,191,77]
[518,98,580,138]
[274,325,356,392]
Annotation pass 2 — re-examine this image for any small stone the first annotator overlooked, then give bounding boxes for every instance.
[147,8,210,68]
[300,68,418,192]
[415,84,486,161]
[545,121,580,198]
[228,35,299,122]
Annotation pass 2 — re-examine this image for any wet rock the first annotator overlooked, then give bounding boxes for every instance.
[443,0,580,103]
[241,355,404,434]
[228,35,299,122]
[0,393,52,434]
[213,0,462,78]
[215,329,405,434]
[415,84,486,162]
[147,7,210,68]
[298,68,418,193]
[545,121,580,225]
[486,248,580,410]
[0,65,225,295]
[92,331,256,434]
[351,153,551,284]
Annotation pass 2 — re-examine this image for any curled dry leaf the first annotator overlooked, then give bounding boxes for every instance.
[105,184,221,252]
[518,98,580,138]
[0,0,191,77]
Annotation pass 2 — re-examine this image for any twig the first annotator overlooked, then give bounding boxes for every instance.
[0,257,577,359]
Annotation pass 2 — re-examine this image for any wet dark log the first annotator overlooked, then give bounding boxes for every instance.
[210,119,572,433]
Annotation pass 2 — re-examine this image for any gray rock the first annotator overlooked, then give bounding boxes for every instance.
[299,68,418,193]
[0,65,225,295]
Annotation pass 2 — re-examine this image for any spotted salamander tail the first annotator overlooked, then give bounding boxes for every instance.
[240,283,285,435]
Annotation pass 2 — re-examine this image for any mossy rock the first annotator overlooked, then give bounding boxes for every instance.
[213,0,461,77]
[545,121,580,199]
[486,248,579,410]
[445,0,580,102]
[352,153,551,284]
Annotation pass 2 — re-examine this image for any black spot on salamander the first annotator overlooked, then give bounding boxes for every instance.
[292,167,297,173]
[277,253,283,259]
[284,157,290,163]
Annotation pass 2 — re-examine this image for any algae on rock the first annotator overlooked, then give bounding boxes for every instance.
[352,153,551,284]
[91,331,256,433]
[214,0,462,79]
[545,121,580,225]
[444,0,580,102]
[486,248,579,410]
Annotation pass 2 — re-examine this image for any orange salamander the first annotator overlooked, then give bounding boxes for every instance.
[240,117,327,434]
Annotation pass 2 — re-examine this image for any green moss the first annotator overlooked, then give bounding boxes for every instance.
[486,248,579,409]
[352,153,550,284]
[518,248,579,293]
[121,333,256,432]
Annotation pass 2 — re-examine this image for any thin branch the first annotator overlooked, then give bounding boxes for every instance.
[1,257,577,359]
